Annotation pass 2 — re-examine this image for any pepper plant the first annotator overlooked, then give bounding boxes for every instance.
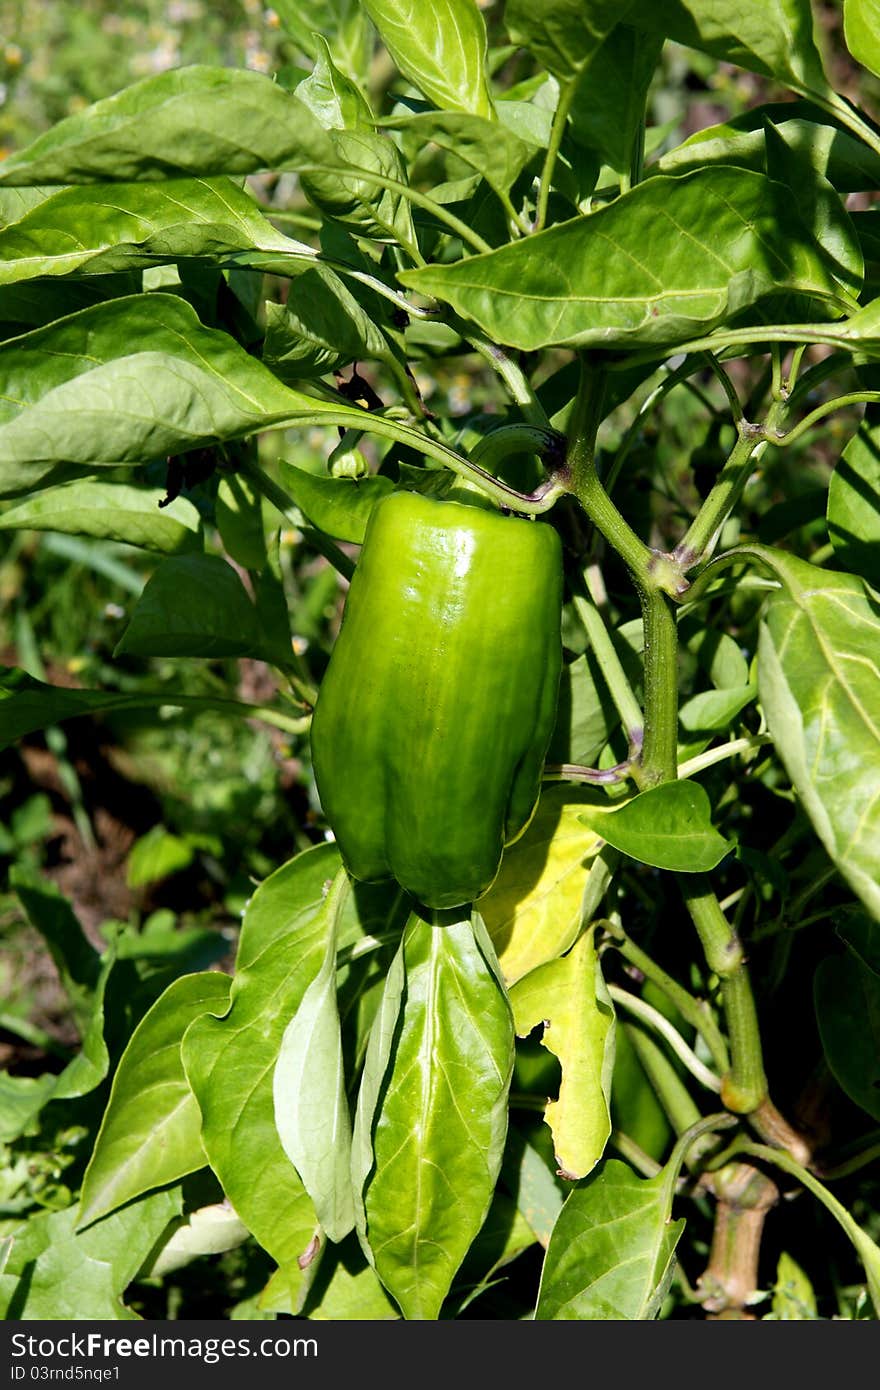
[1,0,880,1322]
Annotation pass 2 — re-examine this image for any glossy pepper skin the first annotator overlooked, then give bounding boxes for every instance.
[310,489,563,910]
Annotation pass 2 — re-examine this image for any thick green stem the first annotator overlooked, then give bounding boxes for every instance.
[679,876,767,1115]
[454,321,553,428]
[675,425,765,571]
[636,586,679,788]
[534,79,576,231]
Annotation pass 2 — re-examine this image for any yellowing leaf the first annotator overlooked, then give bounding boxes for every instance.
[509,928,614,1182]
[481,787,605,986]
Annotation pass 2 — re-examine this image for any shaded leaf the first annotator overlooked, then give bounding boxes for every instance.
[278,459,394,543]
[568,26,664,177]
[0,480,202,554]
[509,928,614,1181]
[78,971,232,1227]
[351,911,514,1319]
[0,178,313,286]
[181,846,340,1308]
[215,473,267,571]
[828,414,880,585]
[400,168,849,353]
[814,949,880,1120]
[263,263,392,380]
[754,549,880,919]
[504,0,628,85]
[480,786,607,985]
[578,782,734,873]
[0,1189,181,1320]
[381,110,538,203]
[145,1201,250,1279]
[535,1158,685,1319]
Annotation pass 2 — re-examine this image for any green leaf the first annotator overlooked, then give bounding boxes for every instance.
[548,652,620,769]
[114,553,280,662]
[535,1158,685,1319]
[362,0,494,118]
[351,911,514,1319]
[263,263,392,380]
[400,167,849,353]
[480,786,606,986]
[771,1251,819,1319]
[568,26,664,176]
[0,294,341,498]
[835,909,880,975]
[298,1234,399,1319]
[754,550,880,920]
[578,782,734,873]
[278,459,394,543]
[678,683,756,733]
[273,871,355,1243]
[844,0,880,77]
[509,928,614,1182]
[296,34,375,130]
[215,473,268,571]
[0,480,202,554]
[0,1189,181,1320]
[0,66,335,185]
[78,971,232,1227]
[0,178,313,287]
[814,949,880,1121]
[381,110,539,203]
[11,866,101,1030]
[301,127,418,252]
[181,845,340,1308]
[625,0,832,101]
[504,0,629,85]
[145,1202,250,1279]
[271,0,372,81]
[501,1126,566,1247]
[658,113,880,193]
[828,415,880,585]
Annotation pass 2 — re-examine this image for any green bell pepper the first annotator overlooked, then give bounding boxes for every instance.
[310,489,563,909]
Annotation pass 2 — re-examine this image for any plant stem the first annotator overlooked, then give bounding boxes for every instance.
[677,735,772,780]
[534,78,576,232]
[674,424,765,571]
[623,1023,705,1141]
[608,984,721,1092]
[453,320,553,428]
[603,919,730,1074]
[635,586,679,788]
[610,1128,662,1178]
[679,876,767,1115]
[765,391,880,446]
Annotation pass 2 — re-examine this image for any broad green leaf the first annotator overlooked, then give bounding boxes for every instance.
[754,549,880,920]
[0,66,335,185]
[78,971,232,1227]
[568,26,664,176]
[278,459,394,543]
[0,294,349,498]
[381,110,539,203]
[828,415,880,585]
[0,1074,56,1142]
[0,179,313,287]
[114,553,284,663]
[504,0,630,85]
[0,1188,181,1320]
[273,871,355,1243]
[181,845,340,1308]
[658,114,880,193]
[145,1201,250,1278]
[400,168,849,353]
[296,34,374,130]
[509,928,614,1181]
[0,273,141,339]
[501,1126,566,1247]
[263,263,392,380]
[814,950,880,1120]
[535,1158,685,1319]
[11,866,101,1031]
[301,127,418,253]
[678,683,756,732]
[215,473,267,571]
[352,911,514,1319]
[771,1251,819,1319]
[625,0,831,101]
[0,481,202,554]
[455,1189,539,1299]
[480,786,606,985]
[844,0,880,77]
[362,0,493,118]
[0,186,60,225]
[578,782,734,873]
